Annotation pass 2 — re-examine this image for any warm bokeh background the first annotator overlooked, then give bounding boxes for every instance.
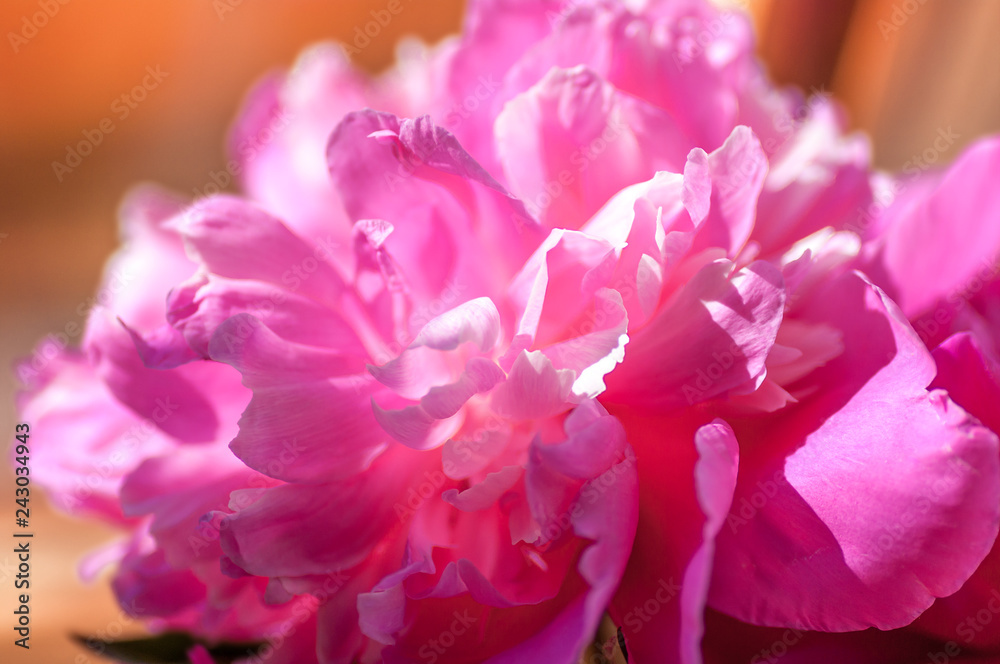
[0,1,998,662]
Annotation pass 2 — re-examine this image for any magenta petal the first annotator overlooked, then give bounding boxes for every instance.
[605,259,785,409]
[533,400,629,480]
[609,415,738,664]
[113,546,206,618]
[687,126,768,258]
[420,358,506,419]
[931,332,1000,434]
[221,448,427,578]
[491,350,576,420]
[16,349,174,521]
[170,195,345,307]
[166,272,367,359]
[710,272,1000,631]
[209,314,387,482]
[119,449,256,567]
[371,400,460,451]
[872,136,1000,317]
[327,109,537,236]
[88,313,224,444]
[442,465,523,512]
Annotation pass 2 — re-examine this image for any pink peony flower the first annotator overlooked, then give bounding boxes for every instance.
[16,1,1000,663]
[854,135,1000,656]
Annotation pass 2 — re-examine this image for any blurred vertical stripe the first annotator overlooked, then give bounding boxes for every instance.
[749,0,1000,169]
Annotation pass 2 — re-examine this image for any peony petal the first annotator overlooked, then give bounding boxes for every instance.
[209,314,387,482]
[604,259,785,409]
[609,414,739,664]
[687,126,768,259]
[495,65,689,230]
[710,272,1000,631]
[869,136,1000,318]
[169,195,346,308]
[491,350,576,420]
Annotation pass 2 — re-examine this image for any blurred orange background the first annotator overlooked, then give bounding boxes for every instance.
[0,1,998,662]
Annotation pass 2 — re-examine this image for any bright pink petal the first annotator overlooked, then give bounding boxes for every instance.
[604,259,785,409]
[710,272,1000,631]
[869,136,1000,318]
[208,314,386,482]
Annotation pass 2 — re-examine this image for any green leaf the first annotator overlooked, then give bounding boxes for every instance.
[72,632,264,664]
